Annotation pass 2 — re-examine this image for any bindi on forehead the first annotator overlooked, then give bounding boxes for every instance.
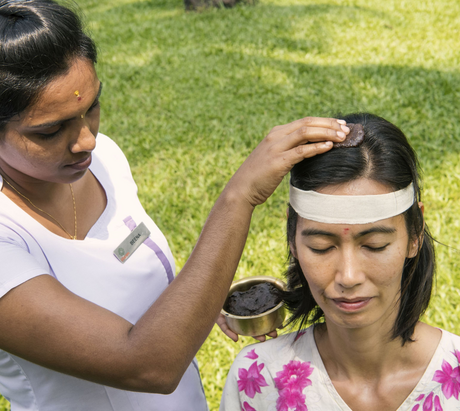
[343,228,350,234]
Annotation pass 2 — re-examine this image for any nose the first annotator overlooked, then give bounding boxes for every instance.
[70,123,96,154]
[335,248,365,289]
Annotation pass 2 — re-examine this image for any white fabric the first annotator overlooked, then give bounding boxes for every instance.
[0,134,208,411]
[289,182,415,224]
[220,326,460,411]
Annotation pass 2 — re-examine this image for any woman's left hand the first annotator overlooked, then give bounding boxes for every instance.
[216,313,278,342]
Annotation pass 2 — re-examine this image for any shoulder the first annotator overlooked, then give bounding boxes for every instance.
[0,223,51,298]
[91,133,135,184]
[229,327,315,376]
[221,327,319,411]
[93,133,128,165]
[439,328,460,356]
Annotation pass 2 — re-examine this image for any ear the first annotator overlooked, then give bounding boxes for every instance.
[407,202,425,258]
[418,201,424,216]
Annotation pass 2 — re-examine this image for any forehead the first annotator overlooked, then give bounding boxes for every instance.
[21,58,99,126]
[296,213,407,238]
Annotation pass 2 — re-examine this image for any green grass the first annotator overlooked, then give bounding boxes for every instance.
[1,0,460,409]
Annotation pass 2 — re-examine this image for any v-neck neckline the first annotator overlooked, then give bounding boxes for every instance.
[307,326,445,411]
[0,156,111,242]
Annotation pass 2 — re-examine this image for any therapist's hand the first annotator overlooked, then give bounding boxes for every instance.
[226,117,349,208]
[216,313,278,342]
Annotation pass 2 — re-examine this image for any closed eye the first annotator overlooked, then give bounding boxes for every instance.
[308,246,335,254]
[36,127,63,140]
[363,244,389,252]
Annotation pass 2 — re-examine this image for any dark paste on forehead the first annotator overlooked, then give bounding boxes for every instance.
[333,123,364,148]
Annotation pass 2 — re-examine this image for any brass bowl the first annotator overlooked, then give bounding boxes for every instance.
[221,276,287,336]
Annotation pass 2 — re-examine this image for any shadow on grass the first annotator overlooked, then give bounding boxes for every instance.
[89,0,459,175]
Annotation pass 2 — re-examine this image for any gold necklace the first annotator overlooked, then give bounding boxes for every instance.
[2,177,77,240]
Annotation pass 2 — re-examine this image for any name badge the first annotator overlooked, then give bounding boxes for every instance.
[114,222,151,263]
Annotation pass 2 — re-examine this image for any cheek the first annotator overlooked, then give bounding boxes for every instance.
[369,255,406,289]
[298,257,332,292]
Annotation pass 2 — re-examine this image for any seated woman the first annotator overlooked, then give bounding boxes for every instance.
[220,113,459,411]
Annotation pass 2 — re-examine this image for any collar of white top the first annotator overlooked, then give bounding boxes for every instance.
[289,182,415,224]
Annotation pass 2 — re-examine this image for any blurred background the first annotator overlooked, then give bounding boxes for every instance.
[1,0,459,409]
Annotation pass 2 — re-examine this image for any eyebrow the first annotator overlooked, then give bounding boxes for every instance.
[300,225,397,240]
[28,82,103,129]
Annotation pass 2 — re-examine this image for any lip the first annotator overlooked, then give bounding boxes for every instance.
[66,155,92,171]
[331,297,372,312]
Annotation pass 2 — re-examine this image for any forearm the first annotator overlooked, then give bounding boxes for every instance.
[127,186,255,390]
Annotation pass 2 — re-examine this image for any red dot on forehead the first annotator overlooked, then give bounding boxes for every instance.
[343,228,350,234]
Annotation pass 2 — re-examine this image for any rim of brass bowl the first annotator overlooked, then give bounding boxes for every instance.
[221,276,287,336]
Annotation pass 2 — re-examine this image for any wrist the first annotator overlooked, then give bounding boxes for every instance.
[219,184,256,215]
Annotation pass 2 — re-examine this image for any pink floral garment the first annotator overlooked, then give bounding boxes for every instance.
[220,327,460,411]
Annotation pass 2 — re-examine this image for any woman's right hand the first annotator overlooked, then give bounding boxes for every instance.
[226,117,349,208]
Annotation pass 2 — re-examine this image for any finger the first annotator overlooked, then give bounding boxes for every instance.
[281,141,334,168]
[252,335,266,342]
[273,117,347,137]
[273,124,348,154]
[224,328,239,342]
[286,124,348,148]
[267,330,278,338]
[216,314,239,342]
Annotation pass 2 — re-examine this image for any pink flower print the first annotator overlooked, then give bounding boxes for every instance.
[245,349,258,360]
[453,350,460,363]
[416,394,425,401]
[294,330,307,342]
[242,402,256,411]
[277,387,307,411]
[434,395,443,411]
[412,405,420,411]
[274,361,314,392]
[238,361,269,398]
[274,361,314,411]
[433,360,460,399]
[423,392,433,411]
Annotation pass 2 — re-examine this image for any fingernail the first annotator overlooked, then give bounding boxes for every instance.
[341,125,350,132]
[337,119,346,125]
[323,141,333,147]
[337,131,346,138]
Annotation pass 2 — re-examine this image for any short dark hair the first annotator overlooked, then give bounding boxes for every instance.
[0,0,97,130]
[283,112,435,345]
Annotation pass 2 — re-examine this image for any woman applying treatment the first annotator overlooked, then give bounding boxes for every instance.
[221,113,459,411]
[0,0,350,409]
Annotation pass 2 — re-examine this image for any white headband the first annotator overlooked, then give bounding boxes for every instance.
[289,182,415,224]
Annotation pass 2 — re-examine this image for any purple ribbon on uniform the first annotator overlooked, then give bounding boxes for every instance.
[123,216,174,284]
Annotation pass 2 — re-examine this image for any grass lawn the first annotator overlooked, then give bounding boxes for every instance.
[1,0,460,409]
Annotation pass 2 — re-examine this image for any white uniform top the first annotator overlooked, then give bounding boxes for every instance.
[0,134,208,411]
[220,326,460,411]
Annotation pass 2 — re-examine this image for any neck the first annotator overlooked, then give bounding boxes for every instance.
[0,168,79,240]
[0,166,78,202]
[314,306,418,381]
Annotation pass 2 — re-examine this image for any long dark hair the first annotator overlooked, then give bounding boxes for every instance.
[283,113,435,345]
[0,0,97,130]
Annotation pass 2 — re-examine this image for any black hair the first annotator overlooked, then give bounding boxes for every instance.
[283,112,435,345]
[0,0,97,130]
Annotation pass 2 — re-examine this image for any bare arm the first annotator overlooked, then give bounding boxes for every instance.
[0,117,348,393]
